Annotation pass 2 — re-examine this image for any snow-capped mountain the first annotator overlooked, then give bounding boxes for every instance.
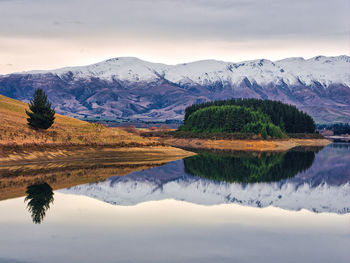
[1,56,349,122]
[61,145,350,214]
[25,56,350,86]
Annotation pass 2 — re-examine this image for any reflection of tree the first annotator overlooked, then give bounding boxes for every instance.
[25,183,54,224]
[184,148,319,183]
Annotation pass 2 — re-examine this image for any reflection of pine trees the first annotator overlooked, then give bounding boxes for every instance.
[184,149,318,183]
[25,183,54,224]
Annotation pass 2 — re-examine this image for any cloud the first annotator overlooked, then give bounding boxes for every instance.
[0,0,348,73]
[0,258,33,263]
[0,0,348,41]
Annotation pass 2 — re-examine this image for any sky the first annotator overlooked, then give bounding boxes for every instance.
[0,0,349,74]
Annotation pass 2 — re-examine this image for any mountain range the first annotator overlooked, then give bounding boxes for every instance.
[0,55,349,123]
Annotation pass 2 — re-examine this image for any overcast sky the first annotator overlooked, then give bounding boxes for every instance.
[0,0,349,74]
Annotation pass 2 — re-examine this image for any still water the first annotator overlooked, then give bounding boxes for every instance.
[0,143,349,263]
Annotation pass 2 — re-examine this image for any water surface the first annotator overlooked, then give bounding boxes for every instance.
[0,143,349,263]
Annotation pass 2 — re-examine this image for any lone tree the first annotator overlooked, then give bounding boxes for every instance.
[26,89,55,130]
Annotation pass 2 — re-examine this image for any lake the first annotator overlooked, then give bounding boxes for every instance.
[0,143,349,263]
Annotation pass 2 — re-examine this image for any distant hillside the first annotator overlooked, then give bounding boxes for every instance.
[0,55,349,123]
[0,95,153,146]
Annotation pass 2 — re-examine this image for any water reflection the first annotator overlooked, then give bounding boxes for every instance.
[25,183,54,224]
[0,163,163,201]
[184,148,318,183]
[62,143,350,214]
[0,144,348,263]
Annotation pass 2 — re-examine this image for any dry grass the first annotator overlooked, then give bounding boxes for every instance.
[156,137,331,152]
[0,95,157,147]
[0,145,196,163]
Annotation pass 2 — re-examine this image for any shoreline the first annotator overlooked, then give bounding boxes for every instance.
[155,137,331,152]
[0,137,332,163]
[0,144,195,164]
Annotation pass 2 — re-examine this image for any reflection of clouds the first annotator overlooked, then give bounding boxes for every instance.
[0,193,349,263]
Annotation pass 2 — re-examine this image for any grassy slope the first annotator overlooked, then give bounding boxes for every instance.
[0,95,155,146]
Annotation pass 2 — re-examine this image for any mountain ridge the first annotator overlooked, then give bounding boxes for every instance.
[0,55,349,123]
[13,55,350,86]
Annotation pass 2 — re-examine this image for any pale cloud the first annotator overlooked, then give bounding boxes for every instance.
[0,0,349,73]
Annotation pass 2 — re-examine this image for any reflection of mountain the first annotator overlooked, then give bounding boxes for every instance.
[25,183,54,224]
[61,144,350,214]
[184,149,316,183]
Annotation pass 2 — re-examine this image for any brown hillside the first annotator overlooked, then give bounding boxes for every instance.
[0,95,156,146]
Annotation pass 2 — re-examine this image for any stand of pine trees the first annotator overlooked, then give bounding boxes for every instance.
[183,98,316,134]
[180,105,285,138]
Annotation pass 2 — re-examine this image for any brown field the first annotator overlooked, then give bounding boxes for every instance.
[0,95,157,147]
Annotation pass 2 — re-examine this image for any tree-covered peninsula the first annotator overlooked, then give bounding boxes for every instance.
[179,98,316,139]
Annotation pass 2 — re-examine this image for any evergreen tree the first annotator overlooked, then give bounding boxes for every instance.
[26,89,55,130]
